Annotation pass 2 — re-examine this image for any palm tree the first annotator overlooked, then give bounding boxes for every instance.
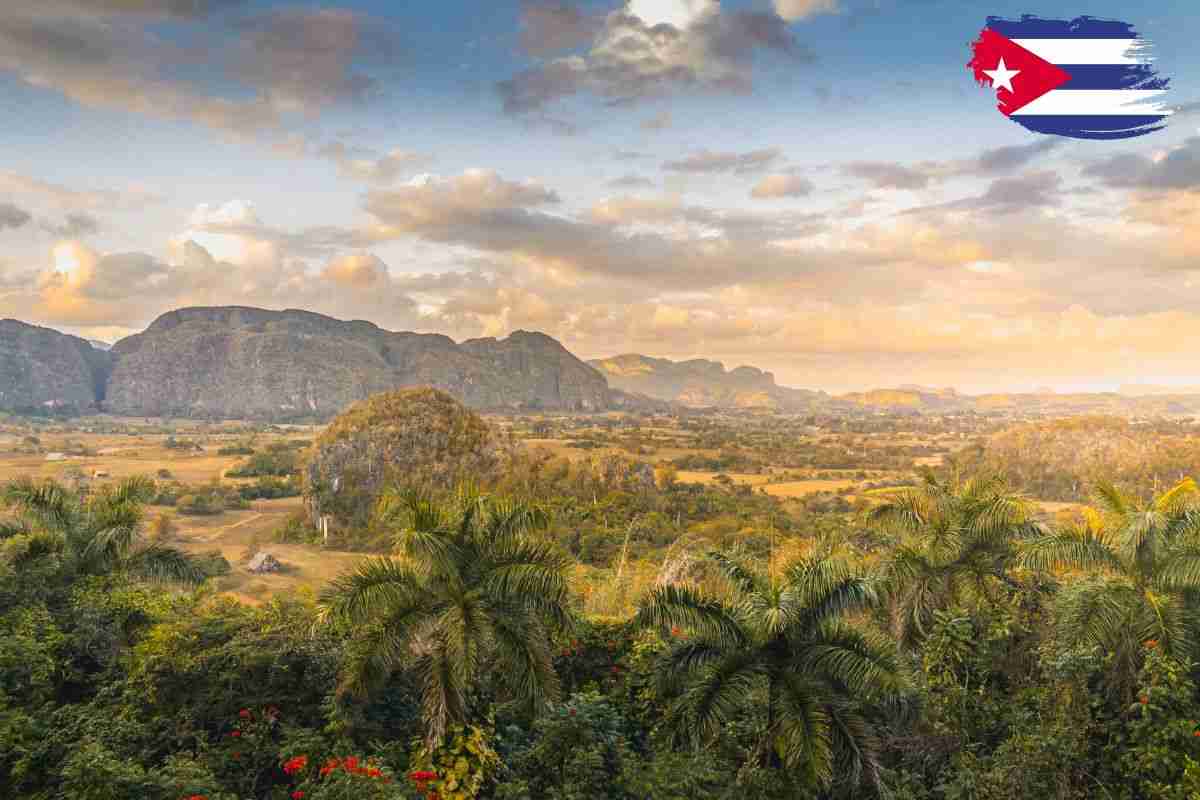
[1019,478,1200,699]
[0,476,202,584]
[868,470,1039,648]
[319,488,572,743]
[634,545,904,795]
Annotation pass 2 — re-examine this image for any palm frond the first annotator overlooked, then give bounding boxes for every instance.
[489,605,561,714]
[1019,531,1123,575]
[634,584,747,649]
[708,549,765,597]
[1155,544,1200,591]
[1154,478,1199,516]
[320,557,425,623]
[3,478,76,532]
[123,544,205,584]
[1093,480,1132,518]
[795,623,904,701]
[674,649,766,743]
[774,671,835,787]
[654,639,728,696]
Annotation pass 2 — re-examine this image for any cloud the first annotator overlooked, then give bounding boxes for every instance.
[229,8,402,115]
[0,171,162,211]
[900,171,1064,217]
[641,110,673,130]
[41,213,101,238]
[608,174,657,188]
[844,161,933,190]
[975,138,1061,174]
[750,173,814,198]
[663,147,782,174]
[497,1,811,113]
[844,139,1063,191]
[321,253,388,287]
[319,142,424,183]
[0,5,404,137]
[518,0,601,55]
[364,170,561,228]
[189,199,261,228]
[774,0,838,21]
[1083,137,1200,190]
[0,203,33,230]
[7,0,246,18]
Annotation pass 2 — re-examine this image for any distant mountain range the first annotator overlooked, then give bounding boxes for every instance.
[588,353,827,411]
[1,307,648,418]
[5,307,1200,419]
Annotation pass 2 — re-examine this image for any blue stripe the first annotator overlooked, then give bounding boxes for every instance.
[1008,114,1167,140]
[987,15,1138,39]
[1058,65,1169,91]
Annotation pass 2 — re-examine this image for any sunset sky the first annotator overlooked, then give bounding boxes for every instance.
[3,0,1200,393]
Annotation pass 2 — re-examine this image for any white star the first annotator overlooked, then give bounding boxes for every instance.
[983,57,1020,93]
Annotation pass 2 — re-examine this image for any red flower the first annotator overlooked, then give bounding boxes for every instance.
[291,792,304,799]
[1194,730,1200,738]
[320,758,339,777]
[344,756,359,771]
[367,767,382,778]
[229,731,241,738]
[184,796,207,800]
[238,708,252,719]
[408,770,438,782]
[283,755,308,775]
[1140,695,1149,704]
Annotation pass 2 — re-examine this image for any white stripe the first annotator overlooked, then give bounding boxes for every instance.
[1012,89,1171,116]
[1011,38,1151,65]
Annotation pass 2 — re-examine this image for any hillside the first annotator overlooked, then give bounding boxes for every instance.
[0,319,112,414]
[589,353,825,410]
[104,307,612,418]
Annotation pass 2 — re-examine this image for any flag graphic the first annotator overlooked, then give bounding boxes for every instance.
[968,15,1171,140]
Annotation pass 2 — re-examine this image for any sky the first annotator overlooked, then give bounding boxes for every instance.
[2,0,1200,393]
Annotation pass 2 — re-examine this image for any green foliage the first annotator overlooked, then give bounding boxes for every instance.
[321,490,571,743]
[228,449,301,478]
[410,723,501,800]
[1119,646,1200,799]
[634,543,905,796]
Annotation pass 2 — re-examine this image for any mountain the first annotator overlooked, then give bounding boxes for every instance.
[0,319,112,413]
[589,353,825,410]
[105,307,612,419]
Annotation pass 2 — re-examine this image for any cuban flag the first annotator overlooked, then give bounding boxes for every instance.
[968,15,1171,140]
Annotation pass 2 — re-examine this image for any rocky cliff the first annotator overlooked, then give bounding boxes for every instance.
[0,319,112,413]
[105,307,612,419]
[589,353,823,411]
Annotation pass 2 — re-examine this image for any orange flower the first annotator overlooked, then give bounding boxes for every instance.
[1145,639,1159,649]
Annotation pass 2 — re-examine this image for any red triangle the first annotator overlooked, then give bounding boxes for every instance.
[968,29,1073,116]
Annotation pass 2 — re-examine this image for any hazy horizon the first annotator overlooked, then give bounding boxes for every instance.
[3,0,1200,395]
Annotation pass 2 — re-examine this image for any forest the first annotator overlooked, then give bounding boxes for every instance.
[5,402,1200,799]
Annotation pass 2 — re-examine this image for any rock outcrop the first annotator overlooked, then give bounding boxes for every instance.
[0,319,112,413]
[105,307,612,419]
[589,353,823,411]
[304,387,505,530]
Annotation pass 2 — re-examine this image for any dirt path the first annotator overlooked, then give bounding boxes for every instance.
[171,499,365,605]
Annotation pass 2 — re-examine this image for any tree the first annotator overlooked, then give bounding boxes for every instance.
[319,489,572,743]
[0,476,202,585]
[634,544,905,795]
[1020,478,1200,699]
[868,470,1039,648]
